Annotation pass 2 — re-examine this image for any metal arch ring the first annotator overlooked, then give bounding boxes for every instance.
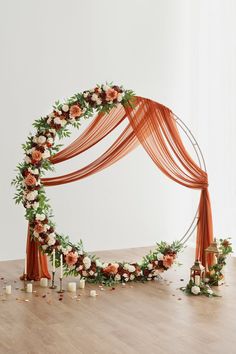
[172,113,207,245]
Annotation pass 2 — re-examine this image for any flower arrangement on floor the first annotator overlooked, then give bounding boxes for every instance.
[12,82,183,285]
[181,279,218,298]
[206,238,233,286]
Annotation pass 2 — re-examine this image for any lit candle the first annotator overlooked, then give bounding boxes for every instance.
[60,254,63,279]
[90,290,97,297]
[5,285,12,295]
[195,275,201,286]
[79,279,85,289]
[67,282,76,292]
[26,283,33,293]
[40,278,48,287]
[52,249,55,273]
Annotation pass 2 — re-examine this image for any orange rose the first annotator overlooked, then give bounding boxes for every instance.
[34,223,44,234]
[24,174,37,186]
[103,264,118,275]
[163,255,174,268]
[69,104,82,118]
[106,88,118,101]
[65,252,78,266]
[31,150,42,162]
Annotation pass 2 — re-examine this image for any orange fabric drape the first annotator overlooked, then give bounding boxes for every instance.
[25,96,213,280]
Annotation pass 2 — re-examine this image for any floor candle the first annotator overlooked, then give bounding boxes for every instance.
[26,283,33,293]
[67,282,76,292]
[5,285,12,295]
[40,278,48,287]
[52,249,55,273]
[79,279,85,289]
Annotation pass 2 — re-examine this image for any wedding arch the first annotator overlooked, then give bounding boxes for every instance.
[13,83,214,284]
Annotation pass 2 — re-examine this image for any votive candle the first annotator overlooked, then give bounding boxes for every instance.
[40,278,48,287]
[67,282,76,292]
[195,275,201,286]
[52,249,56,273]
[5,285,12,295]
[26,283,33,293]
[60,254,63,279]
[79,279,85,289]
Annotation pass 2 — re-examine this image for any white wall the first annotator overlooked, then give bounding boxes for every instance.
[0,0,235,261]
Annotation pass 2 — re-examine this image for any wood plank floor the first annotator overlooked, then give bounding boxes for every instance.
[0,247,236,354]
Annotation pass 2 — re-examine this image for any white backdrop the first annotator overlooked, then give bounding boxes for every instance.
[0,0,235,261]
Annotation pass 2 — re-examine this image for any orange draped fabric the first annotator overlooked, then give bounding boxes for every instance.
[25,97,213,280]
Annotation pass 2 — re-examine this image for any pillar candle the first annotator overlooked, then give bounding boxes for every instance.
[90,290,97,297]
[79,279,85,289]
[5,285,12,295]
[40,278,48,287]
[194,275,201,286]
[67,282,76,292]
[26,283,33,293]
[52,249,55,273]
[60,254,63,279]
[24,255,27,275]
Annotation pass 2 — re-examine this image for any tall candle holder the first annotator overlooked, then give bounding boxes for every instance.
[49,271,57,289]
[57,278,65,293]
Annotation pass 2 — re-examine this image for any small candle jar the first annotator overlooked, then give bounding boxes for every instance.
[26,283,33,293]
[5,285,12,295]
[67,282,76,292]
[90,290,97,297]
[40,278,48,287]
[79,279,85,289]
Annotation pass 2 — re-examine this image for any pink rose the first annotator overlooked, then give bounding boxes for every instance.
[69,105,82,118]
[31,150,42,163]
[105,88,118,101]
[163,255,174,268]
[24,174,37,186]
[65,252,78,266]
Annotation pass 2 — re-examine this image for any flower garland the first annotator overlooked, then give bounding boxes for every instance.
[12,83,183,285]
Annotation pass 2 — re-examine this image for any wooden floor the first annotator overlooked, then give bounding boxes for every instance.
[0,247,236,354]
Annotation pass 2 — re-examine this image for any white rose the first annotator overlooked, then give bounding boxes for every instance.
[33,231,39,238]
[96,98,102,105]
[26,202,31,208]
[42,149,50,159]
[89,270,94,276]
[42,244,48,251]
[91,93,98,102]
[128,265,136,273]
[83,256,91,270]
[130,274,135,280]
[117,93,123,102]
[49,128,56,135]
[26,190,38,201]
[123,263,129,271]
[37,135,46,144]
[33,202,39,210]
[62,104,69,112]
[33,136,38,143]
[36,213,46,221]
[147,263,153,270]
[48,112,55,119]
[54,117,62,125]
[47,236,55,246]
[60,119,67,127]
[25,156,31,164]
[191,285,201,295]
[207,289,213,295]
[47,117,52,124]
[102,262,108,269]
[29,167,39,175]
[83,92,89,98]
[156,253,164,261]
[115,274,121,281]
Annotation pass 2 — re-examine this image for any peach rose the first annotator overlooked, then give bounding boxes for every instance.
[24,174,37,186]
[65,252,78,266]
[106,88,118,101]
[163,255,174,268]
[69,104,82,118]
[34,223,44,234]
[103,264,118,275]
[31,150,42,162]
